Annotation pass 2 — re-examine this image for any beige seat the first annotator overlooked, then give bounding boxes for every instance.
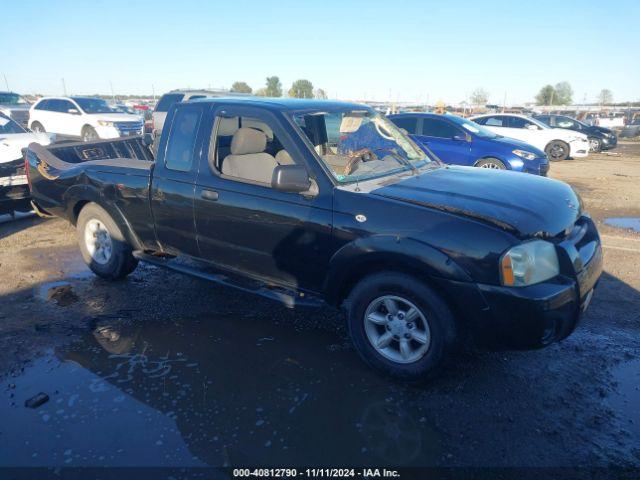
[275,149,295,165]
[222,128,278,184]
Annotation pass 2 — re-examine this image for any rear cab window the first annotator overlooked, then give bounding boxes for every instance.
[155,93,185,113]
[164,106,203,172]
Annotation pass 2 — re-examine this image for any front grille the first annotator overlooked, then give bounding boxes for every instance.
[9,110,29,127]
[115,121,143,136]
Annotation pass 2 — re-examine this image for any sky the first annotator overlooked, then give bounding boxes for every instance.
[3,0,639,105]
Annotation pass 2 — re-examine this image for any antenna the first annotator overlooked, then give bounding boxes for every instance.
[3,74,9,91]
[61,78,68,96]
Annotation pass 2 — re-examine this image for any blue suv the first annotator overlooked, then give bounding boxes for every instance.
[389,113,549,175]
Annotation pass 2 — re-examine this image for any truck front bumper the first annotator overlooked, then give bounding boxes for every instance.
[438,217,603,350]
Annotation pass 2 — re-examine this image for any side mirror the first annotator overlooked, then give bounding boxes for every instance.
[272,164,311,193]
[68,108,80,115]
[526,124,539,131]
[142,133,154,147]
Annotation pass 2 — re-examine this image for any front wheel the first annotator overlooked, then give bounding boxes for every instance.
[545,140,570,161]
[81,126,99,142]
[31,122,45,133]
[475,158,506,170]
[77,202,138,280]
[346,272,457,379]
[589,137,602,153]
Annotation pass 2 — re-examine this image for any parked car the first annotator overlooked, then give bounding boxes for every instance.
[533,114,617,152]
[0,113,54,214]
[470,113,589,161]
[389,113,549,175]
[28,97,143,142]
[26,98,603,379]
[0,91,31,128]
[620,118,640,138]
[152,89,246,138]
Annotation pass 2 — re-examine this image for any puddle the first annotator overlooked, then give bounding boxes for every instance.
[0,314,443,467]
[608,359,640,439]
[604,217,640,233]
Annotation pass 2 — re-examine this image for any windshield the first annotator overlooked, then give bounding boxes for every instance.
[453,116,499,139]
[528,117,551,129]
[72,97,118,114]
[292,109,430,183]
[0,93,28,105]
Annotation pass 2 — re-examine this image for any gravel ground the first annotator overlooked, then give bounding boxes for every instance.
[0,142,639,472]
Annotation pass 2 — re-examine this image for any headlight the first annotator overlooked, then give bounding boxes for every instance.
[97,120,116,127]
[512,149,537,160]
[500,240,559,287]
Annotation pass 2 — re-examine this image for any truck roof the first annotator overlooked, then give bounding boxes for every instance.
[189,96,369,112]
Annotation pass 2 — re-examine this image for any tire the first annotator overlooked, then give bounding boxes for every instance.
[475,158,506,170]
[81,125,99,142]
[31,122,45,133]
[345,272,457,380]
[76,202,138,280]
[545,140,570,161]
[588,137,602,153]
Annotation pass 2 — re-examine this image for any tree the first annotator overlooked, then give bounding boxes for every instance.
[288,79,314,99]
[598,89,613,105]
[265,76,282,97]
[470,88,488,107]
[535,84,556,105]
[554,81,573,105]
[254,87,268,97]
[230,81,252,94]
[314,88,327,99]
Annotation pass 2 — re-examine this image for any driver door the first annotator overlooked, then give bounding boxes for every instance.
[193,105,333,292]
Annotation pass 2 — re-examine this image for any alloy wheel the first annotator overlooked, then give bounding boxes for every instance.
[84,219,113,265]
[364,295,431,364]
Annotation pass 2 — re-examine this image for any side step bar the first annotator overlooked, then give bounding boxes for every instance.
[132,251,324,309]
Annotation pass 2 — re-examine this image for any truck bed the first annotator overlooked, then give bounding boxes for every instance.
[26,137,155,234]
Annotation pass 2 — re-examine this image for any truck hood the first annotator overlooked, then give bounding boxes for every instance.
[86,113,142,122]
[371,166,581,237]
[0,132,54,164]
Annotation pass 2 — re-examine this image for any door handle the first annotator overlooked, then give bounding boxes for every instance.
[201,189,219,201]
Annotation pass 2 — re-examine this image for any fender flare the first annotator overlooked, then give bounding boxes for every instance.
[323,234,472,306]
[64,184,144,250]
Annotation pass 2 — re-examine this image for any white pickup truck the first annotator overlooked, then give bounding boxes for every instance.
[29,96,143,142]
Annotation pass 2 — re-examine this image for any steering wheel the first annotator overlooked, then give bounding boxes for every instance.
[375,121,395,141]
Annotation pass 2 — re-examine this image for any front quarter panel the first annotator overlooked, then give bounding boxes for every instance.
[328,187,519,300]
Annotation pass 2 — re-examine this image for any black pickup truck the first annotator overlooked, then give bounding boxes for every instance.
[26,98,603,379]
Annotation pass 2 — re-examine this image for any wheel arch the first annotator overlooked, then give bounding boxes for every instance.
[324,235,472,308]
[473,156,510,169]
[65,185,143,250]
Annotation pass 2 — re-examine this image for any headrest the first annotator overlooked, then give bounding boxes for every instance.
[242,118,274,140]
[230,128,267,155]
[275,149,294,165]
[218,117,239,136]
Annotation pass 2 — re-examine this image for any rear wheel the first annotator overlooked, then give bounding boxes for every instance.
[81,125,99,142]
[346,272,456,379]
[76,203,138,280]
[475,158,506,170]
[31,122,45,133]
[545,140,570,161]
[589,137,602,153]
